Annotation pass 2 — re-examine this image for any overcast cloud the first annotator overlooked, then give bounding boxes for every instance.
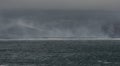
[0,0,120,10]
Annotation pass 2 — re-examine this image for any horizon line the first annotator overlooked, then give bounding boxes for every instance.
[0,38,120,41]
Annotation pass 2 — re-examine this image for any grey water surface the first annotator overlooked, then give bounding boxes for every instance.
[0,40,120,66]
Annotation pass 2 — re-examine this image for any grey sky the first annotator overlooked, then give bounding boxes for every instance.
[0,0,120,10]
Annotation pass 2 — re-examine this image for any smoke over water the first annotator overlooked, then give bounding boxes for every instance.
[0,10,120,39]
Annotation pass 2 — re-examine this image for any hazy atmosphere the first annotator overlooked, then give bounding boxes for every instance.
[0,0,120,10]
[0,0,120,39]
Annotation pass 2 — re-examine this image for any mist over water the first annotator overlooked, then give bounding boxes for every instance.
[0,10,120,39]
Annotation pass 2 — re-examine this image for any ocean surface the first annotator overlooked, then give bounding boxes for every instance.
[0,40,120,66]
[0,10,120,39]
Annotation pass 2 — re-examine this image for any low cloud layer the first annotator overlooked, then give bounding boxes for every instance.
[0,0,120,10]
[0,10,120,39]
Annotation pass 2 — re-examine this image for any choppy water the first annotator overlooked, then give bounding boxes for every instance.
[0,40,120,66]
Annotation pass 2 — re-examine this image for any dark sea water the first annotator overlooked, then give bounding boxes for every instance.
[0,40,120,66]
[0,10,120,39]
